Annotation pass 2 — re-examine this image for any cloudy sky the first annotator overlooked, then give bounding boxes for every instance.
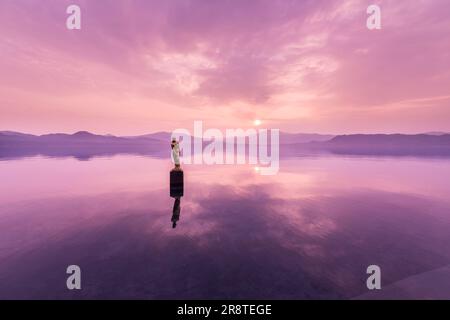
[0,0,449,135]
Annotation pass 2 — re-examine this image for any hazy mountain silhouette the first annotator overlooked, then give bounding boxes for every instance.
[279,132,334,144]
[308,134,450,157]
[422,131,449,136]
[0,131,167,160]
[327,134,450,145]
[124,131,171,141]
[1,131,450,160]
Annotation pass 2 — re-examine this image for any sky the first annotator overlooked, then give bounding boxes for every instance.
[0,0,449,135]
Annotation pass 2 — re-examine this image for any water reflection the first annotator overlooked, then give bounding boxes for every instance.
[170,169,184,228]
[171,197,181,228]
[0,155,449,299]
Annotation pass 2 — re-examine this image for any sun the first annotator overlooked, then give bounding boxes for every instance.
[253,119,262,126]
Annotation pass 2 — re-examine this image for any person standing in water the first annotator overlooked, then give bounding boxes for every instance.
[170,138,183,228]
[171,138,181,171]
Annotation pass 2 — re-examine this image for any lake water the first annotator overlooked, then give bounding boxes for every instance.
[1,154,450,299]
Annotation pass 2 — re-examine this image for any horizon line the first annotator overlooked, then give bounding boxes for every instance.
[1,129,449,137]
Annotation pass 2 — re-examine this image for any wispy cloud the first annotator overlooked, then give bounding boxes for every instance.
[0,0,449,134]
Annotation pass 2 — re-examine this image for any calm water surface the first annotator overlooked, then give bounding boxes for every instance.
[1,154,450,299]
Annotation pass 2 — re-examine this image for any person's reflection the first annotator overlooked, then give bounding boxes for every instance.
[171,197,181,228]
[170,169,184,228]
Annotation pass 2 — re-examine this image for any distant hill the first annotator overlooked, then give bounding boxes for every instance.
[125,131,334,144]
[0,131,167,160]
[2,131,449,147]
[2,131,450,159]
[0,131,163,144]
[422,131,449,136]
[325,134,450,147]
[280,132,334,144]
[0,131,36,138]
[309,134,450,157]
[124,131,171,141]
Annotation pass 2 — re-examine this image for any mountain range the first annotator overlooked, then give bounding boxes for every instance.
[1,130,450,159]
[0,130,335,145]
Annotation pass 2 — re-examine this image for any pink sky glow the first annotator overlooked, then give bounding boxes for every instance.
[0,0,449,135]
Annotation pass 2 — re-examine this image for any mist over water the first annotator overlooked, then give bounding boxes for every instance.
[1,153,450,299]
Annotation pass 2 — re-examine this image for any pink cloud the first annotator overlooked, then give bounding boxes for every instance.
[0,0,449,134]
